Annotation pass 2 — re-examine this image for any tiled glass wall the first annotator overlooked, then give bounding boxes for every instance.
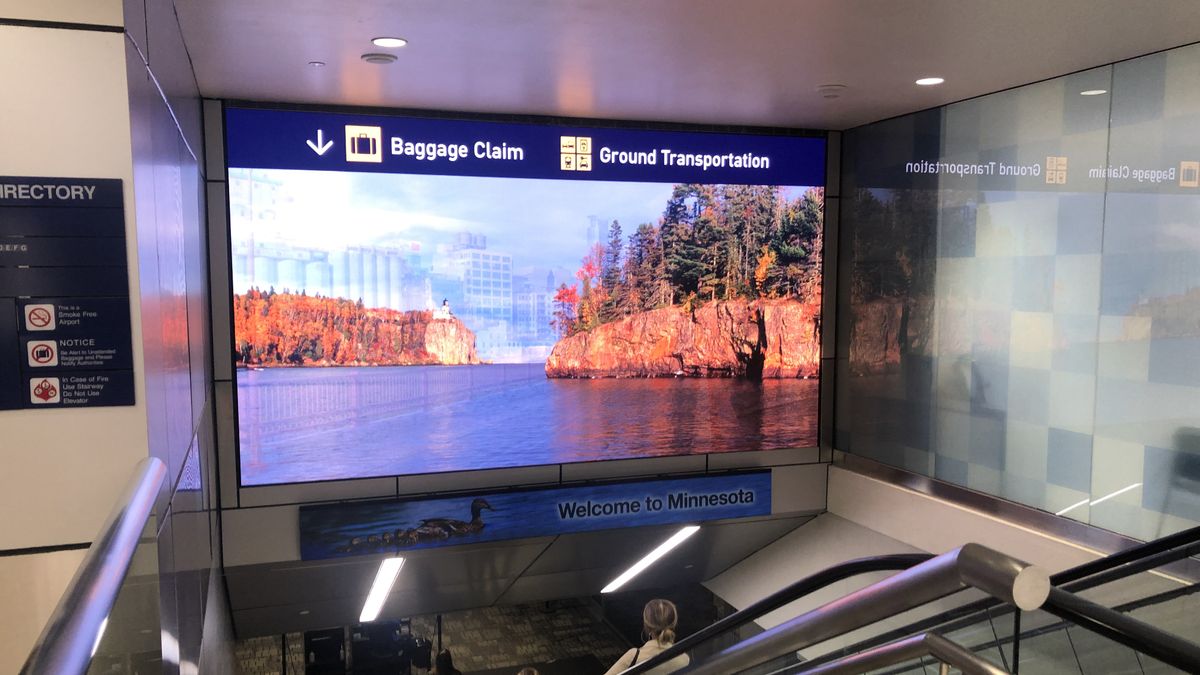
[837,44,1200,541]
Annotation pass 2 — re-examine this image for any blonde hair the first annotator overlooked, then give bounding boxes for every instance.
[643,598,679,645]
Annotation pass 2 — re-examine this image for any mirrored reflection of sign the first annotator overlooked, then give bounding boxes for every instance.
[0,177,135,410]
[299,471,772,561]
[1180,161,1199,188]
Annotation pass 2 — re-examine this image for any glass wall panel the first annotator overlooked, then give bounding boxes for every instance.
[838,43,1200,540]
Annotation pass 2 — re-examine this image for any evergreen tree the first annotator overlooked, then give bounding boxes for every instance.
[692,184,728,301]
[556,182,824,334]
[661,184,708,302]
[773,187,823,295]
[600,220,624,321]
[602,220,623,292]
[621,226,646,315]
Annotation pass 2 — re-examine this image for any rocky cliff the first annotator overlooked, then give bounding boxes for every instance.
[544,298,819,379]
[417,313,481,365]
[233,290,480,366]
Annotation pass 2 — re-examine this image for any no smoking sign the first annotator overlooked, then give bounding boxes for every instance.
[24,304,55,331]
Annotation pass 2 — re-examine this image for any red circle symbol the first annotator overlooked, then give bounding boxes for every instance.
[31,342,55,364]
[28,307,52,328]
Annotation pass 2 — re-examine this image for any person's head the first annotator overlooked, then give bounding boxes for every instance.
[642,598,679,645]
[516,669,539,675]
[435,648,456,672]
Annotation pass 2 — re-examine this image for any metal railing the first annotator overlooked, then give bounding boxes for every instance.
[802,524,1200,672]
[630,529,1198,675]
[20,457,166,675]
[620,553,933,675]
[671,544,1050,675]
[1040,586,1200,672]
[795,632,1007,675]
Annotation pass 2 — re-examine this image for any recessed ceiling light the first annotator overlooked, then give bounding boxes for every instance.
[298,610,311,616]
[372,37,408,48]
[915,77,945,86]
[307,61,326,68]
[361,53,398,65]
[1080,89,1108,96]
[816,84,847,99]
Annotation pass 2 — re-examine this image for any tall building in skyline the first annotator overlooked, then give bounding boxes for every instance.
[230,227,570,360]
[232,240,419,312]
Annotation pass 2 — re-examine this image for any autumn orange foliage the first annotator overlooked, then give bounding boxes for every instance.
[233,289,457,366]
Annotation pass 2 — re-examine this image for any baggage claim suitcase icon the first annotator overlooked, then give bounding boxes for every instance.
[352,133,376,156]
[1181,161,1200,188]
[345,125,383,163]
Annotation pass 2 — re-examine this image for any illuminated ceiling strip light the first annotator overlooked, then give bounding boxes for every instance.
[1089,482,1142,507]
[1055,498,1090,516]
[602,525,700,594]
[360,557,405,622]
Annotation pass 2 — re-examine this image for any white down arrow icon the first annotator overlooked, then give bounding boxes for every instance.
[306,129,334,156]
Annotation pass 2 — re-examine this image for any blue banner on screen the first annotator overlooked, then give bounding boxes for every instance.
[299,472,771,560]
[225,107,825,185]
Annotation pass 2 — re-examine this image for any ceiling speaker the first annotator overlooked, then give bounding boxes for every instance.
[361,53,398,65]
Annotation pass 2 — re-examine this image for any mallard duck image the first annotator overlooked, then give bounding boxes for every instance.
[405,523,453,543]
[334,498,496,554]
[394,528,418,546]
[418,498,495,536]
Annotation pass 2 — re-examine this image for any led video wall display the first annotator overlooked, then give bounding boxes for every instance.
[225,106,825,485]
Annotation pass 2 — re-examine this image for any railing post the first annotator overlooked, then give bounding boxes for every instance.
[1012,609,1021,674]
[677,545,1048,675]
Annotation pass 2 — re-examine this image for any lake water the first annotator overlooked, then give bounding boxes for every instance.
[237,364,819,485]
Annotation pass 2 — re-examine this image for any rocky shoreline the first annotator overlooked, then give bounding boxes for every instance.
[545,298,819,380]
[234,289,481,367]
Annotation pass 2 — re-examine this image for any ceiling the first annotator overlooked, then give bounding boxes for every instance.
[175,0,1200,130]
[225,513,812,638]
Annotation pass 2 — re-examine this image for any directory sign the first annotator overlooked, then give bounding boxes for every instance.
[299,471,771,560]
[0,177,135,410]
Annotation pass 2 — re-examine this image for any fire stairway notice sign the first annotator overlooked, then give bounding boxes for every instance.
[0,176,135,410]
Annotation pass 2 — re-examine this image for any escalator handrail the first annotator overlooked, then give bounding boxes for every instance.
[868,579,1200,675]
[20,457,167,675]
[1057,539,1200,593]
[1051,524,1200,586]
[1039,586,1200,673]
[800,525,1200,669]
[617,553,933,675]
[792,632,1007,675]
[672,544,1048,675]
